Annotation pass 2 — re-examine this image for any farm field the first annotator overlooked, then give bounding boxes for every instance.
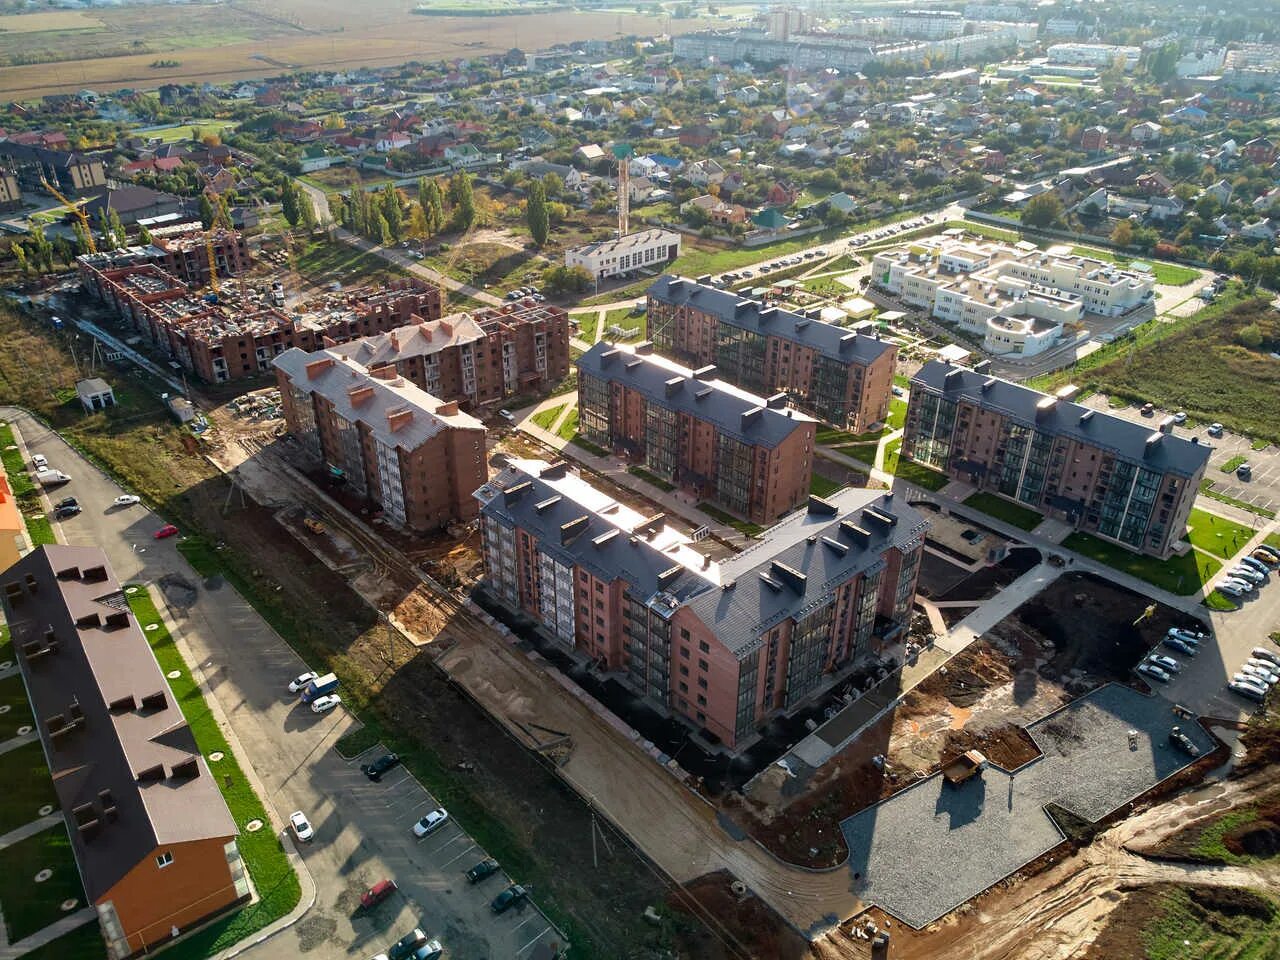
[0,1,707,98]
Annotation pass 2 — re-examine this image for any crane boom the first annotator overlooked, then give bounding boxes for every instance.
[40,175,95,254]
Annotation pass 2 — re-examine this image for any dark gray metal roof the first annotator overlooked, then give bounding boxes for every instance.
[683,489,927,655]
[911,360,1212,478]
[576,341,814,449]
[1,547,237,903]
[647,274,895,366]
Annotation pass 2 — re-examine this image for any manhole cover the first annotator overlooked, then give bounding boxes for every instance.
[0,660,11,670]
[0,704,10,714]
[167,670,181,679]
[34,869,52,883]
[60,899,78,911]
[145,624,159,632]
[17,725,32,736]
[125,586,139,595]
[209,751,224,762]
[39,805,54,816]
[245,819,264,832]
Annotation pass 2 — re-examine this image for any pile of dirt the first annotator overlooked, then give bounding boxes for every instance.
[913,643,1014,708]
[1224,802,1280,860]
[1187,885,1276,923]
[940,723,1039,771]
[668,871,812,960]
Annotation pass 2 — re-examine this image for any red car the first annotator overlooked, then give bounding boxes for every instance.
[360,878,397,909]
[153,524,179,539]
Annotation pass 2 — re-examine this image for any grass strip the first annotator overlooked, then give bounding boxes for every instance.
[530,403,565,431]
[0,824,85,942]
[1199,480,1277,520]
[1061,532,1219,596]
[962,492,1043,532]
[627,466,675,492]
[1220,455,1249,474]
[0,740,57,836]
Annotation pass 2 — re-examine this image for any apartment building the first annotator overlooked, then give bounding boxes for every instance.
[565,229,681,281]
[904,360,1209,557]
[275,349,486,529]
[2,547,250,959]
[148,229,250,286]
[647,275,897,433]
[79,252,442,383]
[0,169,21,211]
[325,300,570,409]
[0,475,24,571]
[872,237,1153,355]
[476,458,926,749]
[0,141,107,194]
[1046,42,1141,70]
[577,341,815,524]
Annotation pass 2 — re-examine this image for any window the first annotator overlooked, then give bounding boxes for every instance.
[680,628,690,640]
[698,659,708,672]
[696,694,707,706]
[680,647,690,660]
[156,851,174,869]
[698,640,710,654]
[697,677,708,690]
[679,665,689,677]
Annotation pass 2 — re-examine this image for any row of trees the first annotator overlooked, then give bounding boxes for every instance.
[336,171,478,246]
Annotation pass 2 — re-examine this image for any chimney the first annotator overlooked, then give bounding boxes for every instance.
[981,377,997,393]
[1158,415,1175,435]
[943,368,965,390]
[665,376,685,398]
[436,400,459,416]
[560,515,589,544]
[368,364,397,381]
[1035,396,1057,419]
[692,364,717,381]
[418,322,433,342]
[766,392,787,409]
[348,385,375,405]
[735,299,754,317]
[657,565,682,589]
[387,407,414,432]
[840,520,871,548]
[440,320,452,336]
[1144,433,1163,457]
[696,274,712,285]
[973,359,992,374]
[600,348,620,367]
[304,357,335,379]
[741,407,763,429]
[503,480,532,504]
[634,340,655,355]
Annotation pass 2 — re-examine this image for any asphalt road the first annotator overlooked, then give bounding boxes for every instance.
[5,408,562,960]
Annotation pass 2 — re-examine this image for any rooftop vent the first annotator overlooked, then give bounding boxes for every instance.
[1055,384,1080,402]
[560,515,590,544]
[657,565,682,590]
[770,561,807,593]
[973,359,992,374]
[981,377,997,393]
[664,376,685,398]
[822,536,849,556]
[634,341,655,355]
[592,528,620,548]
[1079,408,1095,425]
[600,348,620,366]
[840,520,871,548]
[741,407,763,429]
[170,756,200,780]
[541,461,570,480]
[943,368,965,389]
[863,507,898,530]
[692,364,717,381]
[1144,433,1163,457]
[694,386,713,400]
[807,495,839,516]
[139,691,167,712]
[503,480,532,504]
[534,495,561,514]
[1035,396,1057,419]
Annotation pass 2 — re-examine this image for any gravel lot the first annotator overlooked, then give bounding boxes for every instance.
[840,683,1215,928]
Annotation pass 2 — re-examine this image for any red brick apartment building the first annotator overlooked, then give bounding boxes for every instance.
[79,249,442,383]
[904,360,1211,558]
[646,275,897,433]
[325,300,570,409]
[2,546,250,960]
[476,459,926,750]
[275,348,486,529]
[148,229,250,286]
[576,340,815,525]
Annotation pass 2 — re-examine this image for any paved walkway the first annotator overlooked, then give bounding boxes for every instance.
[0,815,61,854]
[335,229,503,307]
[0,731,37,757]
[0,907,97,959]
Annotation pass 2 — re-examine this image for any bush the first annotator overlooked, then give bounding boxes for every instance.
[1237,324,1264,349]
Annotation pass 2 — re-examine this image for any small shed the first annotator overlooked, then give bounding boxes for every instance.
[75,378,115,413]
[937,343,972,365]
[839,297,877,320]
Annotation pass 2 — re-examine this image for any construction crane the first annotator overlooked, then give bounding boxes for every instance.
[204,197,235,296]
[39,174,95,254]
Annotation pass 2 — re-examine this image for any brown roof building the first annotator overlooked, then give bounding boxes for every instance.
[325,300,570,410]
[647,275,897,433]
[576,341,816,525]
[275,349,487,529]
[1,547,249,960]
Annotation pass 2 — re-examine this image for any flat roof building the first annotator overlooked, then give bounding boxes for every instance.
[904,360,1209,557]
[2,547,249,959]
[275,348,486,530]
[566,229,681,281]
[476,458,926,750]
[577,340,815,525]
[646,275,897,433]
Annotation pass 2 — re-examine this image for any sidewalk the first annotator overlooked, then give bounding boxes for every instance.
[0,814,61,854]
[0,907,96,960]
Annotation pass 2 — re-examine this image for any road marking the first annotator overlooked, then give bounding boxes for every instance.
[439,842,478,868]
[345,743,384,764]
[514,926,550,956]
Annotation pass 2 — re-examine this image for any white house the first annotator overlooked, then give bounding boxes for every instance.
[565,229,681,281]
[685,158,726,187]
[375,133,412,153]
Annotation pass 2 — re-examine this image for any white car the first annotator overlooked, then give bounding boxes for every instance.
[1216,582,1244,599]
[1146,654,1181,674]
[112,494,141,507]
[31,454,47,469]
[1251,647,1280,668]
[1222,577,1256,593]
[1233,672,1269,692]
[412,807,449,838]
[288,671,319,694]
[1167,627,1205,644]
[1137,662,1171,683]
[1227,566,1265,584]
[1242,661,1279,684]
[310,693,341,714]
[1229,680,1266,702]
[289,811,314,842]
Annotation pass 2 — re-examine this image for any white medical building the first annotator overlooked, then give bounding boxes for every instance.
[565,229,682,281]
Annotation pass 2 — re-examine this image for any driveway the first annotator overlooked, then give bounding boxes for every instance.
[5,409,564,960]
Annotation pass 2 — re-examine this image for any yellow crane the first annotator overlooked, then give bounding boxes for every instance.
[204,196,235,296]
[39,174,95,254]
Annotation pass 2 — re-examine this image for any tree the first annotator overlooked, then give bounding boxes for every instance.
[1236,323,1264,349]
[281,180,301,227]
[542,263,593,293]
[541,172,563,199]
[376,212,393,247]
[29,226,53,271]
[96,209,117,251]
[12,243,28,276]
[199,193,215,230]
[137,223,154,246]
[1147,43,1179,84]
[108,209,127,249]
[1110,220,1134,247]
[406,201,429,240]
[299,191,318,231]
[423,179,445,236]
[380,183,403,240]
[1022,193,1063,228]
[449,171,476,232]
[322,113,345,130]
[1231,250,1260,284]
[526,179,549,247]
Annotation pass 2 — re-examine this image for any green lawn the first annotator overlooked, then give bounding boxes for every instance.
[294,239,409,288]
[573,310,600,343]
[0,740,56,836]
[556,408,580,441]
[0,672,34,740]
[1070,245,1200,286]
[530,403,565,431]
[886,398,907,431]
[1139,886,1280,960]
[1220,454,1249,474]
[0,424,36,497]
[627,466,675,492]
[0,823,86,942]
[125,587,300,960]
[568,436,608,457]
[1185,508,1254,561]
[833,442,879,465]
[16,920,105,960]
[1204,590,1238,611]
[1062,532,1220,595]
[810,474,844,498]
[883,438,950,490]
[816,425,885,446]
[962,492,1043,532]
[603,307,644,341]
[22,513,54,546]
[697,502,765,538]
[136,120,237,144]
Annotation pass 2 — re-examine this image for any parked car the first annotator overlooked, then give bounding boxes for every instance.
[1227,566,1265,584]
[310,693,341,714]
[288,671,319,694]
[1168,726,1200,756]
[1146,654,1181,673]
[387,929,428,960]
[499,409,515,422]
[1172,411,1188,424]
[1237,463,1252,481]
[1250,550,1278,568]
[1137,662,1171,683]
[1140,402,1155,416]
[54,504,81,519]
[412,808,449,838]
[1251,647,1280,668]
[153,524,179,539]
[1216,582,1244,599]
[1243,660,1279,683]
[289,811,314,842]
[1255,545,1280,564]
[490,883,528,914]
[54,496,78,510]
[1228,680,1266,702]
[31,454,48,470]
[1222,576,1256,593]
[362,753,401,782]
[465,857,500,883]
[1167,628,1204,645]
[360,879,398,909]
[410,941,443,960]
[1163,636,1198,656]
[1239,556,1271,575]
[1207,423,1224,437]
[112,494,140,507]
[1232,671,1268,690]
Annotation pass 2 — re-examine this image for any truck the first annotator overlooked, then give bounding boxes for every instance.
[300,672,338,703]
[941,749,987,787]
[35,468,72,487]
